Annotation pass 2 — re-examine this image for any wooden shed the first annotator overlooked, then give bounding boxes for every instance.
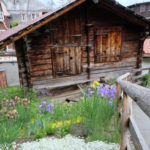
[0,0,150,90]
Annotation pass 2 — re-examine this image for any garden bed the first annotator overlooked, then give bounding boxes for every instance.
[0,81,120,150]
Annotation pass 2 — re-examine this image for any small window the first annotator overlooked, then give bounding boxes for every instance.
[31,13,36,20]
[140,5,146,12]
[0,11,4,21]
[21,13,26,22]
[94,27,122,63]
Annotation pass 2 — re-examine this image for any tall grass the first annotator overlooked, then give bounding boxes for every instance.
[77,83,121,143]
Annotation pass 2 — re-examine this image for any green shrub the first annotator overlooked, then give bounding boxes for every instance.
[57,124,72,138]
[140,73,150,87]
[11,21,19,27]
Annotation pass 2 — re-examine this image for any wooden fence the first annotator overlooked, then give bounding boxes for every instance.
[117,68,150,150]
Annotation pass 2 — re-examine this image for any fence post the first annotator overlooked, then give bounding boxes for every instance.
[117,83,121,119]
[120,93,132,150]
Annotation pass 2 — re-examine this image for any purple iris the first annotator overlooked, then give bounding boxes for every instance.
[40,101,46,106]
[38,101,54,114]
[46,104,54,114]
[109,101,113,106]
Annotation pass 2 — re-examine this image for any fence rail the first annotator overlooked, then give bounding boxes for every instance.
[117,68,150,150]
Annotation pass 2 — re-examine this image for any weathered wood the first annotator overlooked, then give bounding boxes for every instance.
[0,0,86,49]
[4,0,147,90]
[117,76,150,118]
[0,69,7,88]
[129,102,150,150]
[120,94,132,150]
[117,83,121,118]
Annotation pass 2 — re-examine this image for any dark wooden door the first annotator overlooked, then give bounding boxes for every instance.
[52,46,82,77]
[94,26,122,63]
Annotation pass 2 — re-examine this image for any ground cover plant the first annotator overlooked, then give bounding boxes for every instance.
[0,81,120,149]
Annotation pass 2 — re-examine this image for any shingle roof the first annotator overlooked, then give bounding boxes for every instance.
[0,0,150,48]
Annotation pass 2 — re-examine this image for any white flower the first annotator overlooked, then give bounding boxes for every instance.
[18,134,120,150]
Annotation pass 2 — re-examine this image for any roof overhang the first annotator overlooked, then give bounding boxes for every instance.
[0,0,150,49]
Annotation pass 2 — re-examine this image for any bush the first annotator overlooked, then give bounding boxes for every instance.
[11,21,19,27]
[140,73,150,87]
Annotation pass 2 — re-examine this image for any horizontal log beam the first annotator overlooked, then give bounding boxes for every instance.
[117,77,150,118]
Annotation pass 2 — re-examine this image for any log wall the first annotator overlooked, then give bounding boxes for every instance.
[15,2,146,89]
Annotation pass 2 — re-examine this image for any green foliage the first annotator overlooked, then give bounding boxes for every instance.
[11,21,19,27]
[0,118,21,148]
[34,131,46,139]
[0,84,121,148]
[45,125,56,135]
[77,85,121,143]
[140,73,150,87]
[57,124,72,138]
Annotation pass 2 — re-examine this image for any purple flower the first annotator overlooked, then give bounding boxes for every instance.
[90,91,93,96]
[38,96,41,99]
[5,94,8,97]
[38,104,43,109]
[40,101,46,106]
[86,93,90,98]
[37,89,41,93]
[109,101,113,106]
[46,104,54,114]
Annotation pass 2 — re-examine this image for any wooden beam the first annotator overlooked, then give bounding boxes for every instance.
[117,76,150,118]
[101,1,149,28]
[0,0,86,49]
[120,93,132,150]
[129,102,150,150]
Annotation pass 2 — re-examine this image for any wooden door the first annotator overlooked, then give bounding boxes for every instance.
[52,46,82,77]
[94,27,122,63]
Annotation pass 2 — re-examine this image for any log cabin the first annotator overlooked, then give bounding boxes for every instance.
[0,0,150,91]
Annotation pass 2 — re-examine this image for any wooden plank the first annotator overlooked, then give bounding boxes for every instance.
[110,32,115,61]
[0,70,7,88]
[75,46,82,74]
[120,94,132,150]
[130,101,150,150]
[70,47,76,75]
[27,49,51,55]
[30,70,52,77]
[29,61,51,66]
[117,83,121,119]
[32,73,90,89]
[31,76,53,83]
[28,54,51,60]
[63,47,70,73]
[29,64,51,72]
[0,0,86,49]
[57,47,64,73]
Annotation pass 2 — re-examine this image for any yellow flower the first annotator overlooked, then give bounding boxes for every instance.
[32,118,35,123]
[92,81,100,88]
[51,121,63,128]
[75,117,82,124]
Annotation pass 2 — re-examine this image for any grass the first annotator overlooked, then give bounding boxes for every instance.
[0,83,121,149]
